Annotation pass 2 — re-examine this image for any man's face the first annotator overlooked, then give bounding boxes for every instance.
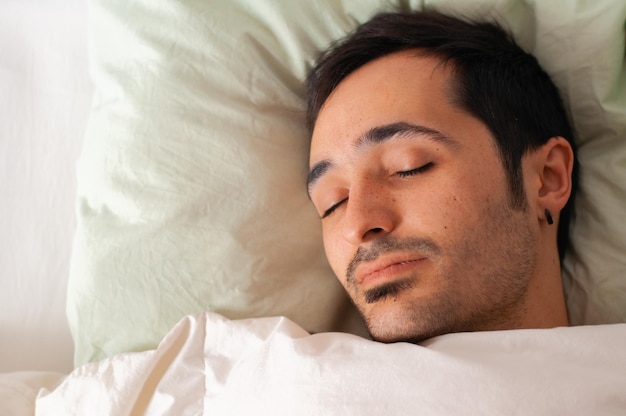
[308,51,540,343]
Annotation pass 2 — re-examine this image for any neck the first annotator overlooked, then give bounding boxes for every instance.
[522,248,569,329]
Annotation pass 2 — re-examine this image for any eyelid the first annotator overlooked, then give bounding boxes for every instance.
[321,198,347,219]
[396,162,434,177]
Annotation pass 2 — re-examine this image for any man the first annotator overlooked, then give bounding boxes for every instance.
[306,10,578,344]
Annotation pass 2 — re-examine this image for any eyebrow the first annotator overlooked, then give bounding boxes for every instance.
[306,121,458,196]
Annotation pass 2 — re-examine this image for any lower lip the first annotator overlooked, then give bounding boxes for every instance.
[361,258,426,287]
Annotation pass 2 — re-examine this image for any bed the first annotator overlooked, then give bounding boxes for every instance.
[1,0,626,414]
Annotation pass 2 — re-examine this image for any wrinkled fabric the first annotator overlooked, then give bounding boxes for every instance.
[0,372,65,416]
[33,312,626,415]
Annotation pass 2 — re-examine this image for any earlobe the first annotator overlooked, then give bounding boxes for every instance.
[536,136,574,222]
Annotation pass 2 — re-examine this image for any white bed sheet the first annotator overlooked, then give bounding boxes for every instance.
[0,0,92,372]
[24,311,626,415]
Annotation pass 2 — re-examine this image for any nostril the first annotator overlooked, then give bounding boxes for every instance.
[362,227,388,242]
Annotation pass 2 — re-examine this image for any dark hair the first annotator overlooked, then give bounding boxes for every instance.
[306,10,579,261]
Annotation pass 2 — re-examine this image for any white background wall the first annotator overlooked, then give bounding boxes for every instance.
[0,0,92,372]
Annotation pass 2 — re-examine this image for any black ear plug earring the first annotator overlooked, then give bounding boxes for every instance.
[545,209,554,225]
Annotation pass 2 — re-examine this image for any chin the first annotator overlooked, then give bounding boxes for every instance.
[368,318,452,344]
[361,293,464,344]
[369,326,430,344]
[363,303,431,344]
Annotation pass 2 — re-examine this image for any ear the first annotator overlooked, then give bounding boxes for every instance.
[527,136,574,224]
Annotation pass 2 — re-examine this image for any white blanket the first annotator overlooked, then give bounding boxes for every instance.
[16,312,625,415]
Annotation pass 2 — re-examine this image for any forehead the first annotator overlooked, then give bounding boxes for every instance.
[310,50,461,163]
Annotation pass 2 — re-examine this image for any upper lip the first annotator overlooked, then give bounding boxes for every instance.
[355,254,427,285]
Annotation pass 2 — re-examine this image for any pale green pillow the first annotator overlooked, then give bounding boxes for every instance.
[69,0,626,365]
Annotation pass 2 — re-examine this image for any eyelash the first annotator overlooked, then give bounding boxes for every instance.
[396,162,434,178]
[320,162,434,219]
[322,198,347,219]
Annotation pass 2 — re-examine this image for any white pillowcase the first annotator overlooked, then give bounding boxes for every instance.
[68,0,626,365]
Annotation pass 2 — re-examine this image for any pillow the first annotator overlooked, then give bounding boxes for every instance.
[69,0,626,365]
[542,2,626,325]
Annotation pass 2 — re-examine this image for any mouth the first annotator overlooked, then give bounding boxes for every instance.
[356,256,427,287]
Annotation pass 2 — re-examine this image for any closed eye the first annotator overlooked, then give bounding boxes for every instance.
[320,163,434,219]
[321,198,347,219]
[397,162,434,178]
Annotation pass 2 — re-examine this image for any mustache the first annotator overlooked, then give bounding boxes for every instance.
[346,236,440,284]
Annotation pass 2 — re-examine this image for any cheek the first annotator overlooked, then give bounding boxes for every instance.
[437,176,511,243]
[401,178,485,242]
[401,181,468,228]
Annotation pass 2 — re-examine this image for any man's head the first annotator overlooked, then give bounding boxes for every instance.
[306,11,577,343]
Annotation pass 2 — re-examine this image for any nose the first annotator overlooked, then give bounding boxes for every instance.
[342,180,396,245]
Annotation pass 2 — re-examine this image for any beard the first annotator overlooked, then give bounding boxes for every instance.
[342,200,537,344]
